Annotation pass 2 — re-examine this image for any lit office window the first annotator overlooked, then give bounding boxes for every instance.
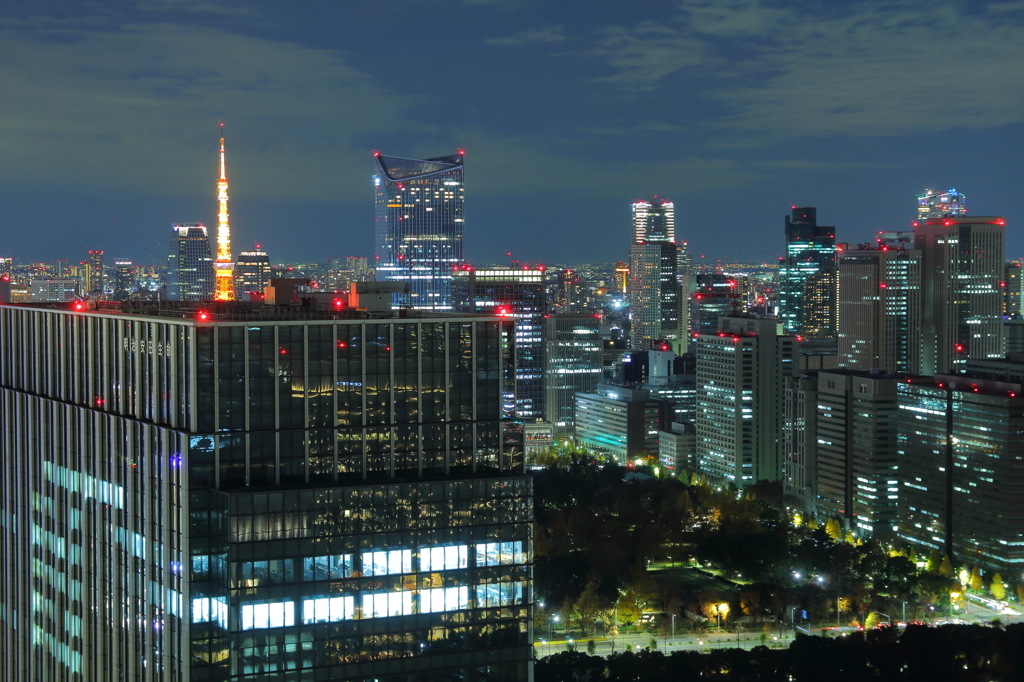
[301,595,354,624]
[240,601,296,630]
[362,591,413,618]
[420,586,469,614]
[303,554,353,581]
[475,541,524,567]
[191,596,228,627]
[361,549,411,577]
[419,545,468,572]
[475,581,525,608]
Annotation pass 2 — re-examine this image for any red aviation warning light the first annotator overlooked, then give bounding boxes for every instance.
[337,341,348,349]
[197,310,210,322]
[73,301,85,311]
[955,344,964,353]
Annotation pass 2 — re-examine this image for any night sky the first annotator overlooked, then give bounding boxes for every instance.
[2,0,1022,267]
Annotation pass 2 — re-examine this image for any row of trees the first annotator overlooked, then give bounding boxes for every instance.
[536,625,1024,682]
[534,458,1023,638]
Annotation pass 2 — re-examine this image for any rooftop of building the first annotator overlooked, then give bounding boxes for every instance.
[2,299,501,324]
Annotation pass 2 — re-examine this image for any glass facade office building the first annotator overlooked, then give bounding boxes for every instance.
[374,152,465,311]
[779,207,837,340]
[168,223,216,302]
[896,371,1024,571]
[0,302,532,682]
[452,267,546,421]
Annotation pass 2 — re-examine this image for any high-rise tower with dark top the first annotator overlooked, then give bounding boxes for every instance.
[374,151,465,310]
[779,207,837,339]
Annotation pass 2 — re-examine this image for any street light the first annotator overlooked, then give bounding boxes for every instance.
[698,639,704,653]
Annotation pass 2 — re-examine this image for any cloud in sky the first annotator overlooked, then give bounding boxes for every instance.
[0,17,419,201]
[589,0,1024,137]
[485,26,565,45]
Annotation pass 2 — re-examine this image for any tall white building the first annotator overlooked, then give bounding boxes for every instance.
[838,242,922,373]
[696,316,798,486]
[628,197,677,349]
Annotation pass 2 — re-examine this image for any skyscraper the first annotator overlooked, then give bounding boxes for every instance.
[374,151,465,310]
[815,370,903,537]
[628,197,677,349]
[0,300,532,681]
[86,249,105,296]
[213,126,236,301]
[696,316,798,486]
[544,313,602,437]
[453,266,546,420]
[114,259,135,299]
[778,207,837,339]
[1005,261,1022,319]
[914,216,1006,374]
[167,223,215,301]
[234,248,272,299]
[917,188,967,221]
[838,241,922,373]
[897,359,1024,570]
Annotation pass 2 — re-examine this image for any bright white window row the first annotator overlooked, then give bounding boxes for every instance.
[421,586,469,613]
[239,581,525,630]
[420,545,468,572]
[363,591,414,618]
[241,601,296,630]
[192,596,228,627]
[362,549,411,577]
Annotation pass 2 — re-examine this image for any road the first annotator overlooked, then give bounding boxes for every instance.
[536,629,796,659]
[535,602,1024,659]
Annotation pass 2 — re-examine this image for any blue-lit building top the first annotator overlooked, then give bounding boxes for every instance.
[916,188,967,222]
[0,300,531,682]
[374,151,465,311]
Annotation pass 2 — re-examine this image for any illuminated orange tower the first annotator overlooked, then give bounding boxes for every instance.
[213,123,235,301]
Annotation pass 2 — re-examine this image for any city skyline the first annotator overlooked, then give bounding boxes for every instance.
[1,1,1022,266]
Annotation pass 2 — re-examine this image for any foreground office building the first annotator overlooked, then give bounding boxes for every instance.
[0,301,532,681]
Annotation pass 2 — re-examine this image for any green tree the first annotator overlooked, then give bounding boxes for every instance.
[587,639,596,655]
[689,471,700,486]
[1018,583,1024,604]
[991,574,1006,601]
[938,556,953,578]
[864,612,880,629]
[925,548,941,574]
